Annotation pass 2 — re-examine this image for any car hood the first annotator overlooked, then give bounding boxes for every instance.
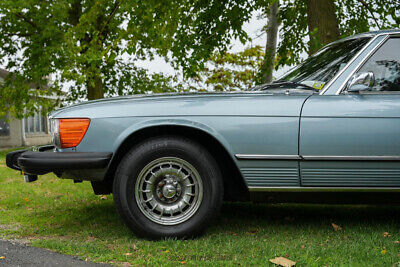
[51,90,315,119]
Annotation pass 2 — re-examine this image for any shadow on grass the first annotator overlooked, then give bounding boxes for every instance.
[215,202,400,235]
[221,202,400,223]
[31,200,400,238]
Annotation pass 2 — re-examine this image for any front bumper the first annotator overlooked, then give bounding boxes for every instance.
[6,146,112,179]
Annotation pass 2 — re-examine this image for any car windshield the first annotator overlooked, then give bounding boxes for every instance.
[252,37,371,92]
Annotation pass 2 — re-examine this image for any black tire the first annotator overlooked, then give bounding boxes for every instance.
[113,136,223,239]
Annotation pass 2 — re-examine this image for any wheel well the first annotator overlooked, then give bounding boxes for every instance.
[95,125,249,201]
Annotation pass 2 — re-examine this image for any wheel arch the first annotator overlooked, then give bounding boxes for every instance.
[98,122,249,201]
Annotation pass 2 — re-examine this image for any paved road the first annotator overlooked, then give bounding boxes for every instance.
[0,240,108,266]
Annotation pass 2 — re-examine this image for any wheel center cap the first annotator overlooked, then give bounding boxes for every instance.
[162,184,176,198]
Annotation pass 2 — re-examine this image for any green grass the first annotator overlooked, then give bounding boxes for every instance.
[1,148,400,266]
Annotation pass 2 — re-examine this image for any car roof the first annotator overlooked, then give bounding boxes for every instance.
[327,29,400,46]
[365,29,400,35]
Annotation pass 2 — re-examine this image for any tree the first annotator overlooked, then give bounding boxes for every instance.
[170,0,256,77]
[259,0,279,83]
[179,0,398,90]
[182,0,398,87]
[181,46,265,91]
[0,0,183,117]
[277,0,399,68]
[307,0,340,55]
[0,0,257,118]
[1,0,398,119]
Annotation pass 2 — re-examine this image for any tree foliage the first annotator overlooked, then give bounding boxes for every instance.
[0,0,183,117]
[0,0,253,117]
[277,0,399,68]
[180,46,265,91]
[0,0,398,118]
[180,0,399,91]
[170,0,256,77]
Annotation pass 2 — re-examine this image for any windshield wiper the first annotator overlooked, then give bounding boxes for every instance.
[250,81,319,92]
[271,81,319,91]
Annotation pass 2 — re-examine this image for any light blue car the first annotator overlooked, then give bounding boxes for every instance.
[6,30,400,239]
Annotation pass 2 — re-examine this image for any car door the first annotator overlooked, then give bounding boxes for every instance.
[300,36,400,187]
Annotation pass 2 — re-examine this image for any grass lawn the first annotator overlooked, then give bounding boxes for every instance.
[1,148,400,266]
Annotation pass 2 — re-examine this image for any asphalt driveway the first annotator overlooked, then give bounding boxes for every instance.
[0,239,108,266]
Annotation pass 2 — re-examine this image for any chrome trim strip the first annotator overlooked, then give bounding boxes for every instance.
[302,155,400,161]
[235,154,301,160]
[319,35,379,95]
[236,154,400,161]
[248,186,400,192]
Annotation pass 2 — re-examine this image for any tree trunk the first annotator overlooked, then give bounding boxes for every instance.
[260,1,279,84]
[87,76,104,100]
[307,0,340,55]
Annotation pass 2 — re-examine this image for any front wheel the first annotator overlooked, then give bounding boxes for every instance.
[113,136,223,239]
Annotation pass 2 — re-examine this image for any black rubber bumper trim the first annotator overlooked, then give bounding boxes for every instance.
[6,149,28,171]
[7,148,112,175]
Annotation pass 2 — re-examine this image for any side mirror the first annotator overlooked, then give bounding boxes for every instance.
[346,72,375,93]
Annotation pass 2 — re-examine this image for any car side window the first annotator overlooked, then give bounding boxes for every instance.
[357,37,400,93]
